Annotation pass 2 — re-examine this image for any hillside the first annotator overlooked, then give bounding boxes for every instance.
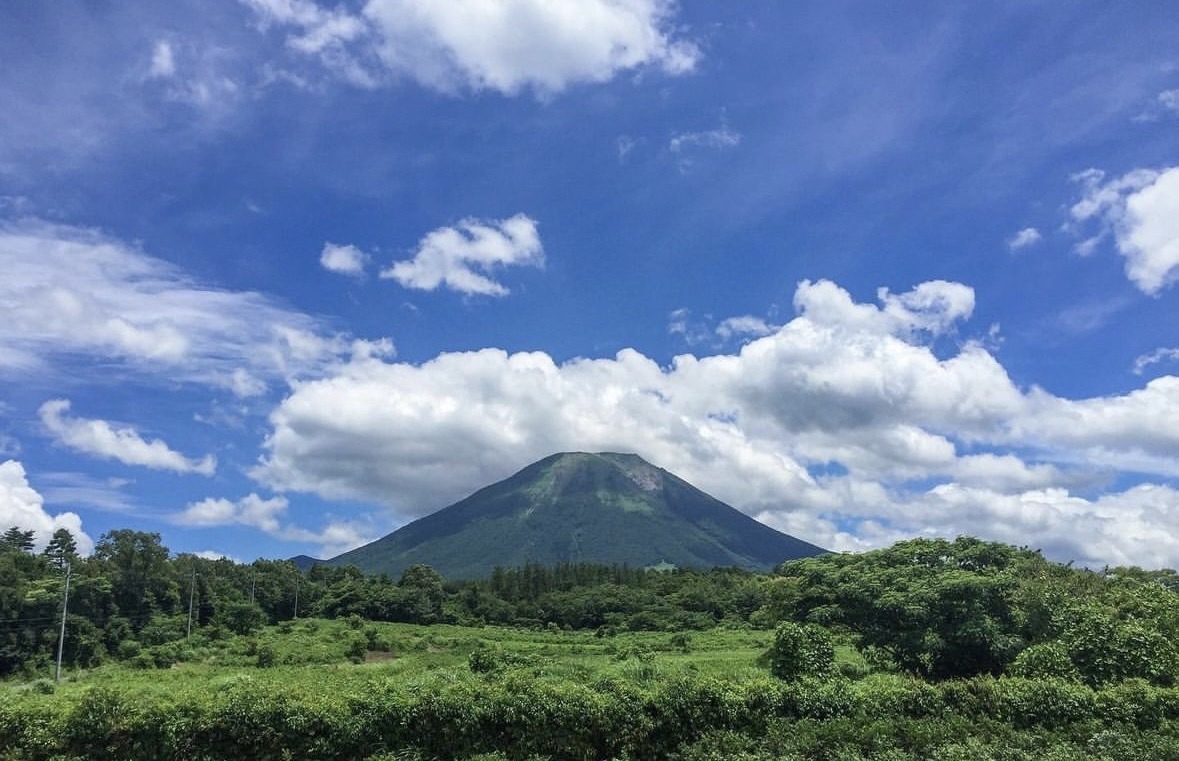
[327,451,825,579]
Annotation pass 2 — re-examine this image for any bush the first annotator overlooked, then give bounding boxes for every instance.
[28,678,55,695]
[1008,642,1080,681]
[468,643,537,674]
[768,622,834,680]
[256,643,277,668]
[346,634,368,663]
[116,639,141,660]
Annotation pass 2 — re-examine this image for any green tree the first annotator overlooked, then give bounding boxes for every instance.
[1,526,35,553]
[42,528,78,569]
[395,564,447,623]
[1058,603,1179,687]
[93,530,177,625]
[215,601,268,635]
[783,537,1035,679]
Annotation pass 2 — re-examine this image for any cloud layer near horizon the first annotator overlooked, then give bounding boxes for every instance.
[254,278,1179,567]
[4,221,1178,567]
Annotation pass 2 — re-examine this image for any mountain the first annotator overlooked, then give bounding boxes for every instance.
[327,452,825,580]
[288,554,323,572]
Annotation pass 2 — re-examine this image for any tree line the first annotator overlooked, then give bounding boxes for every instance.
[1,527,770,677]
[5,527,1179,690]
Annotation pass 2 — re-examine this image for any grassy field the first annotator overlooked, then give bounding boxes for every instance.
[2,620,805,760]
[15,619,1176,761]
[6,618,790,700]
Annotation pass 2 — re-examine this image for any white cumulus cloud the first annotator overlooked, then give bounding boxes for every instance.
[178,492,288,530]
[380,214,543,296]
[320,242,369,276]
[1070,166,1179,294]
[364,0,698,94]
[250,277,1179,566]
[1010,377,1179,473]
[40,400,216,476]
[0,460,93,554]
[243,0,698,95]
[177,492,373,557]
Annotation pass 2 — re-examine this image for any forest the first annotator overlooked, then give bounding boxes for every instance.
[4,528,1179,759]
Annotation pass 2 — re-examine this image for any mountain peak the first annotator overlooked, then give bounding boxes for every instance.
[544,452,665,495]
[329,452,825,579]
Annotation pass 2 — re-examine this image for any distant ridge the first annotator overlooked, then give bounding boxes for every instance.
[288,554,323,571]
[327,452,825,579]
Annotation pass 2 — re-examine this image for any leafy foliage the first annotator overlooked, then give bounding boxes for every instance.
[768,622,834,679]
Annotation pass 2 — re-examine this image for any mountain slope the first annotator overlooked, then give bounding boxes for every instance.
[328,452,826,579]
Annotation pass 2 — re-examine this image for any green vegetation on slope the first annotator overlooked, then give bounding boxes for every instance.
[328,452,825,579]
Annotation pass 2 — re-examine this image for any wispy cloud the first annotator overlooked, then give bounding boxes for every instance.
[148,40,177,79]
[0,220,361,393]
[1134,347,1179,375]
[40,400,216,476]
[669,121,742,172]
[1007,227,1042,251]
[37,472,136,514]
[669,126,742,154]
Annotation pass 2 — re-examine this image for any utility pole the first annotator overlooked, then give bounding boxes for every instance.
[55,562,71,683]
[186,568,197,638]
[249,571,256,604]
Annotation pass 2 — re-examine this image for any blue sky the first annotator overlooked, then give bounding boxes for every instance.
[2,0,1179,568]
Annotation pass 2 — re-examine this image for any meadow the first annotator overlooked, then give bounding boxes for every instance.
[8,535,1179,759]
[7,617,1179,760]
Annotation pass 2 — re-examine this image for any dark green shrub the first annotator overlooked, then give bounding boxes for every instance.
[256,643,277,668]
[768,622,834,679]
[29,678,55,695]
[1008,642,1080,681]
[217,601,268,635]
[115,638,141,660]
[346,634,368,663]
